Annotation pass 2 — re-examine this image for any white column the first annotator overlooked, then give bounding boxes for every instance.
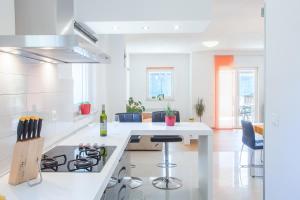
[198,133,213,200]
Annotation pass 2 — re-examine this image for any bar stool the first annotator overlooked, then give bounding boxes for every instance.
[151,135,183,190]
[115,113,143,189]
[152,111,180,168]
[151,111,183,190]
[127,135,143,189]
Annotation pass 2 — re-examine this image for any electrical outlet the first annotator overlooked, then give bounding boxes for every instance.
[271,113,279,127]
[51,110,57,121]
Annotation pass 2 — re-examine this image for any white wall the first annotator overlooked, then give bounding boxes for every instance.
[0,0,15,34]
[94,64,107,114]
[128,52,264,126]
[101,35,126,121]
[265,0,300,199]
[190,51,264,127]
[191,52,215,126]
[0,54,99,176]
[129,53,191,121]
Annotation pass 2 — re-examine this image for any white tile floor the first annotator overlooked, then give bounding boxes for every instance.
[127,131,263,200]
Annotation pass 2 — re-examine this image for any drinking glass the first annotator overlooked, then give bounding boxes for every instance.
[114,115,120,124]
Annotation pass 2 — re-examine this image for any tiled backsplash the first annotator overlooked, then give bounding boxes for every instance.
[0,53,95,175]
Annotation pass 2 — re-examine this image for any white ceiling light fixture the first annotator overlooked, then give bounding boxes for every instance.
[113,25,119,30]
[143,26,149,30]
[202,41,219,48]
[174,25,180,30]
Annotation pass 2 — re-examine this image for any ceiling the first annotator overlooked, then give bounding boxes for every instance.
[76,0,211,35]
[125,0,264,53]
[85,21,211,34]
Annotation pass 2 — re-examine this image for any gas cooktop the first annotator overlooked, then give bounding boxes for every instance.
[41,144,116,173]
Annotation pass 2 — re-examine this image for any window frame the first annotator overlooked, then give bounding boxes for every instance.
[146,67,175,101]
[72,64,91,113]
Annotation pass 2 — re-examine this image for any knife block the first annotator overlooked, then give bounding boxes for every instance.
[8,137,44,186]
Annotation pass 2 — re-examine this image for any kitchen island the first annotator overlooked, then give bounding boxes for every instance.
[0,122,213,200]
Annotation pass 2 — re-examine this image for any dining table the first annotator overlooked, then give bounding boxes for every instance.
[250,123,264,177]
[253,123,264,135]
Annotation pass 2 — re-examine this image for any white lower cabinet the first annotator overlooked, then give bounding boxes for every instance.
[101,152,130,200]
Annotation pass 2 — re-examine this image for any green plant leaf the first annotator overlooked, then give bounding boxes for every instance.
[126,97,146,113]
[165,104,175,116]
[195,98,205,120]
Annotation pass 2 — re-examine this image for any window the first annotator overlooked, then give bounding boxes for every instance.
[147,67,174,100]
[72,64,90,105]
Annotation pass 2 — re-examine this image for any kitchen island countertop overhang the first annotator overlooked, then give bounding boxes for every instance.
[0,122,213,200]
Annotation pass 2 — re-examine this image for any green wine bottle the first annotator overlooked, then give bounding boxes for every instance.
[100,104,107,137]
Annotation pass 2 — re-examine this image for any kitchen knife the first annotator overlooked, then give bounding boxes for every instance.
[27,117,34,140]
[17,117,25,142]
[37,118,43,137]
[32,116,38,139]
[22,117,29,141]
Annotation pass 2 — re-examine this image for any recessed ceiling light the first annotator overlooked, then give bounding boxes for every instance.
[202,41,219,48]
[174,25,180,30]
[41,47,55,50]
[143,26,149,30]
[113,25,118,30]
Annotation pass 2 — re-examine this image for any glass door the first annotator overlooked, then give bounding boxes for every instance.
[236,68,258,127]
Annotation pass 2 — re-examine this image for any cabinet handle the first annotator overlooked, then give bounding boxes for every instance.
[118,167,127,183]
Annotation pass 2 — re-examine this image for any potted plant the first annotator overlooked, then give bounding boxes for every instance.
[126,97,146,113]
[80,102,91,115]
[195,98,205,122]
[151,94,165,101]
[165,105,176,126]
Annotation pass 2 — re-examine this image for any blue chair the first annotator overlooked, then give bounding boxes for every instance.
[151,111,183,190]
[115,112,142,122]
[151,111,180,122]
[114,112,143,189]
[240,120,264,177]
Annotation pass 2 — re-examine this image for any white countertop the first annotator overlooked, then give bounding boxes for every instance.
[0,122,212,200]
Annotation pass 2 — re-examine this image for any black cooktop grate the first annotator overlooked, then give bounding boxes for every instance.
[41,145,116,173]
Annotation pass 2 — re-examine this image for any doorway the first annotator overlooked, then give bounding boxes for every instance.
[236,68,258,127]
[216,65,258,129]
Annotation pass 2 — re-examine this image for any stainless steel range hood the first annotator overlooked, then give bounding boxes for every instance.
[0,33,110,64]
[0,0,110,64]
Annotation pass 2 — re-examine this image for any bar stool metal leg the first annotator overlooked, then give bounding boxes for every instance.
[125,161,143,189]
[157,142,177,168]
[128,177,143,189]
[152,142,182,190]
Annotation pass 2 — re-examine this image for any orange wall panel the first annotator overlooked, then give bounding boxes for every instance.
[214,55,234,129]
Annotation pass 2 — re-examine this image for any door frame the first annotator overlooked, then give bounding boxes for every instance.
[234,67,259,128]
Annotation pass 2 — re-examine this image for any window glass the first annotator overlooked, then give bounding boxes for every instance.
[147,68,174,100]
[72,64,89,104]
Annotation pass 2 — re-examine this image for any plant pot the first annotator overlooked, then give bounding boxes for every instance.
[80,103,91,115]
[165,116,176,126]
